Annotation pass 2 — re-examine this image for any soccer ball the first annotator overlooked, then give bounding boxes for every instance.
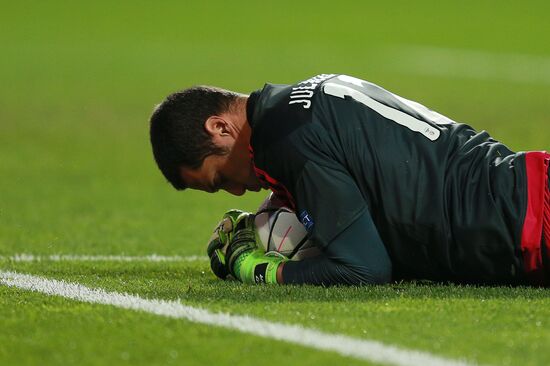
[254,208,320,260]
[254,199,320,260]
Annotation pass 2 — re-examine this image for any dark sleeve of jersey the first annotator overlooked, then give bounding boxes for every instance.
[281,209,392,285]
[293,160,367,247]
[280,161,392,285]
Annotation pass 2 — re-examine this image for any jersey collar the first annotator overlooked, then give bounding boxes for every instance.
[246,89,261,129]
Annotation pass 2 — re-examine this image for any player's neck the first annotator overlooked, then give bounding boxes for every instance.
[227,97,250,138]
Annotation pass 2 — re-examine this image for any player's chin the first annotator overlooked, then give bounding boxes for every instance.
[231,188,246,196]
[247,184,262,192]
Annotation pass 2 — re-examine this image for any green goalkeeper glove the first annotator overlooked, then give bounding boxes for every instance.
[206,209,249,280]
[225,221,288,284]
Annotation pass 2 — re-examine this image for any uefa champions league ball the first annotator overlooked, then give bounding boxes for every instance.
[254,206,320,260]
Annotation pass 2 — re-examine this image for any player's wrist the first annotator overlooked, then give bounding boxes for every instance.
[276,261,285,284]
[233,249,286,284]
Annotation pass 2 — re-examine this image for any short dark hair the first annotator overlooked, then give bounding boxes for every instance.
[149,86,241,190]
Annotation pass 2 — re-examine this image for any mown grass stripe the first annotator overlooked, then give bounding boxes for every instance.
[0,254,207,262]
[0,270,479,366]
[388,45,550,85]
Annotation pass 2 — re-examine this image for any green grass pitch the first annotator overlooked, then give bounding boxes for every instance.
[1,1,549,365]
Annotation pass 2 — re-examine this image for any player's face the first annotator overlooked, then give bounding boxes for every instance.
[180,148,263,196]
[180,107,263,195]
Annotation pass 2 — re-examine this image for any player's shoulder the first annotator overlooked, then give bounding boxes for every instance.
[251,74,342,147]
[285,73,340,110]
[251,74,338,120]
[249,75,341,198]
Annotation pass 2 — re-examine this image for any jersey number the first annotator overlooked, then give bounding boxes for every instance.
[323,75,447,141]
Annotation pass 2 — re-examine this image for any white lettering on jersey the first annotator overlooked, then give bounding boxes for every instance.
[323,75,442,141]
[338,75,454,126]
[289,99,312,109]
[288,74,336,109]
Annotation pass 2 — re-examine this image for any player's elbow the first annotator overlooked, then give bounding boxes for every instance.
[370,265,392,284]
[351,261,392,285]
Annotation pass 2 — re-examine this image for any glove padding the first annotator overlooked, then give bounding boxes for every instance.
[225,220,287,284]
[206,209,287,284]
[206,209,255,279]
[229,247,286,284]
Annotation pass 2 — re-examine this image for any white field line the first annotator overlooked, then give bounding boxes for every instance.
[0,270,479,366]
[387,45,550,85]
[0,254,207,262]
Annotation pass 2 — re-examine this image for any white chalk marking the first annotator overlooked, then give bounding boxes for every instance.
[0,254,207,263]
[387,45,550,85]
[0,270,478,366]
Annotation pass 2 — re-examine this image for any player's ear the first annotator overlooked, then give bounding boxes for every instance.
[204,116,231,137]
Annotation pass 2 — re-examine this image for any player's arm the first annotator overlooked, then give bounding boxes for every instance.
[207,161,392,285]
[280,208,392,285]
[207,206,391,285]
[280,160,392,285]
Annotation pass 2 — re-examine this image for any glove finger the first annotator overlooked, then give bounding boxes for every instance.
[207,237,224,257]
[226,238,257,277]
[205,217,226,250]
[233,213,255,232]
[232,227,256,244]
[222,209,246,232]
[217,217,234,245]
[220,216,234,233]
[210,249,229,279]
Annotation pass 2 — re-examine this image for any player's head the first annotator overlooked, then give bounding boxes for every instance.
[149,86,262,195]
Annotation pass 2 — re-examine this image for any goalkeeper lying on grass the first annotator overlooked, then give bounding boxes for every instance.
[149,74,550,286]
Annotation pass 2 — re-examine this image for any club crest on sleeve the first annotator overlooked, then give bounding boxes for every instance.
[299,210,314,232]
